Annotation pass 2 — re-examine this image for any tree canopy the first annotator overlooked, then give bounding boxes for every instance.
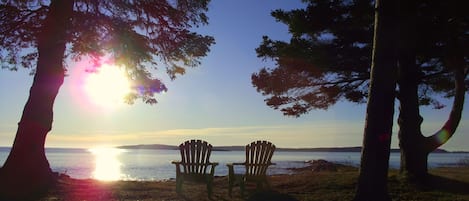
[1,0,215,104]
[0,1,214,199]
[252,0,467,117]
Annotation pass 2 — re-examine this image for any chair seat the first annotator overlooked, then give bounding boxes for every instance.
[179,172,215,182]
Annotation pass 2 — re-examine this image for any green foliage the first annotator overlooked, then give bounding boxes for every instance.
[253,0,468,117]
[0,0,214,104]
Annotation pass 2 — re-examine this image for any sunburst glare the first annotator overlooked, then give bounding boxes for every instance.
[89,147,124,181]
[83,64,131,110]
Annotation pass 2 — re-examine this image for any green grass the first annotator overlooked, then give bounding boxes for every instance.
[266,166,469,201]
[40,165,469,201]
[385,167,469,201]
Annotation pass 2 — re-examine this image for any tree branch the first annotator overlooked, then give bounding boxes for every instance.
[425,67,466,152]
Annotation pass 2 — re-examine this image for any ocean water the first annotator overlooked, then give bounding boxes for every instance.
[0,147,468,181]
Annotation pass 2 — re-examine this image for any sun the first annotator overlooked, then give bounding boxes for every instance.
[83,64,131,109]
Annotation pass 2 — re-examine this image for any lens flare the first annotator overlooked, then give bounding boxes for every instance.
[434,128,451,144]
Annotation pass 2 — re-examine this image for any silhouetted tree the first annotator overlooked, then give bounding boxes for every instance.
[353,0,397,200]
[252,0,467,181]
[252,0,374,116]
[397,0,467,181]
[0,0,214,199]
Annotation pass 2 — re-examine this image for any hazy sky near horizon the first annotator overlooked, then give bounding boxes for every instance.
[0,0,468,151]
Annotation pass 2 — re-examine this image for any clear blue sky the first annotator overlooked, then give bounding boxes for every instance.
[0,0,467,150]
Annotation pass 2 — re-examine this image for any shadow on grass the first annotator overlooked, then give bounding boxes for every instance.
[247,190,299,201]
[424,174,469,195]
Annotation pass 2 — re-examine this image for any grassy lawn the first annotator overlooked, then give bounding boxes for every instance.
[40,164,469,201]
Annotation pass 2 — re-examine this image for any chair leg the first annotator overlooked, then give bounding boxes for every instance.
[239,181,246,197]
[207,179,213,198]
[228,176,234,197]
[176,177,183,194]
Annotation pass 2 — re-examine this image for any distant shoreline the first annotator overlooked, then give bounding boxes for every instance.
[1,145,467,153]
[115,144,466,153]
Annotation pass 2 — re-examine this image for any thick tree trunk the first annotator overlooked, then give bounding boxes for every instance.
[395,0,430,181]
[353,0,398,200]
[0,0,73,200]
[398,1,467,181]
[400,67,466,182]
[397,67,430,181]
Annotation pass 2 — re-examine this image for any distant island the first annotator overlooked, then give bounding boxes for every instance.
[116,144,452,153]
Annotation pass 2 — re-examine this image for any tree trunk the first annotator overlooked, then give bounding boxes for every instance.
[400,64,466,181]
[353,0,398,200]
[398,1,467,181]
[0,0,73,200]
[395,0,429,181]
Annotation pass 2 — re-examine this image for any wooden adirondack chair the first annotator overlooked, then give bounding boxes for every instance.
[171,140,218,198]
[227,140,276,197]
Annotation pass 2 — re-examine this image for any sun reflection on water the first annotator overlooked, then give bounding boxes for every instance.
[89,147,124,181]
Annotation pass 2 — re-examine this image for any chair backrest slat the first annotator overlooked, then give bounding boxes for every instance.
[178,139,213,174]
[244,140,276,176]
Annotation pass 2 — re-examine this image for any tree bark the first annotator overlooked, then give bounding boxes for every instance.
[399,64,466,182]
[353,0,398,200]
[398,0,467,181]
[0,0,73,200]
[396,0,429,181]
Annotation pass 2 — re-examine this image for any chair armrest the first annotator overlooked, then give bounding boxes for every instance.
[208,162,218,175]
[171,161,182,174]
[227,162,245,177]
[171,160,181,165]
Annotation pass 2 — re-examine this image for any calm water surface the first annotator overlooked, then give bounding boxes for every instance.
[0,147,468,181]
